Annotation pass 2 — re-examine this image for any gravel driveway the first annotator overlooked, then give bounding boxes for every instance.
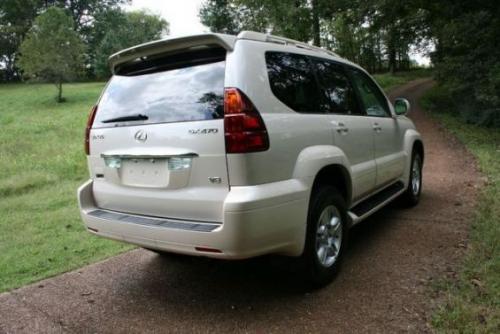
[0,79,482,333]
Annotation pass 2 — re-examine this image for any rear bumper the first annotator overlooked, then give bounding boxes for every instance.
[77,179,309,259]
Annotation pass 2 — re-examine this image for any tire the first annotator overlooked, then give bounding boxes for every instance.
[400,151,423,207]
[300,186,348,288]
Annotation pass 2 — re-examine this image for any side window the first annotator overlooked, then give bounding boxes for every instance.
[265,52,324,113]
[350,69,391,117]
[312,59,361,115]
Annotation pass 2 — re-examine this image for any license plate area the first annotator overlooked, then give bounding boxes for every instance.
[119,158,170,188]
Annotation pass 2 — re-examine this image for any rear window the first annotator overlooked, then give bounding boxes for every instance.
[265,51,362,116]
[265,52,324,113]
[93,48,226,128]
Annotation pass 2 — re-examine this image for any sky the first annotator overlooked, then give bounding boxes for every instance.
[125,0,207,36]
[124,0,430,66]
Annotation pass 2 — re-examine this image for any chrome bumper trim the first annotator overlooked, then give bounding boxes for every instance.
[87,209,221,232]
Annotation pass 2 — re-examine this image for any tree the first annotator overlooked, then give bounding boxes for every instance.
[86,7,128,76]
[18,7,85,102]
[42,0,129,32]
[428,0,500,126]
[199,0,241,34]
[93,10,169,78]
[198,0,428,72]
[364,0,427,73]
[0,0,40,81]
[199,0,317,45]
[0,0,128,82]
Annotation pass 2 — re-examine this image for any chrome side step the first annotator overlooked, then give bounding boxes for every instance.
[348,181,405,226]
[87,209,221,232]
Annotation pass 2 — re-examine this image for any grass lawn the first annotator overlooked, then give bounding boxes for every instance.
[421,87,500,332]
[0,83,132,293]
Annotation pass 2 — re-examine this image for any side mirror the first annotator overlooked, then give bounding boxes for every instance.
[394,98,411,116]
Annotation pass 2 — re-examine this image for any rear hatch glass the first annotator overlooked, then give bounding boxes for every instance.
[89,47,229,222]
[94,47,225,128]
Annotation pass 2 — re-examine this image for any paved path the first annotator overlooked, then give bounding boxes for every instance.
[0,79,482,333]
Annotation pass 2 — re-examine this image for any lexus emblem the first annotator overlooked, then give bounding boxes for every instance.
[134,130,147,142]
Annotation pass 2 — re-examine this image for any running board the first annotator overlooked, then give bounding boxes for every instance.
[348,181,405,226]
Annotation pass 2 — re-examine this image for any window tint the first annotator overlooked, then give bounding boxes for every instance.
[312,59,361,115]
[350,69,391,117]
[265,52,324,113]
[94,57,225,128]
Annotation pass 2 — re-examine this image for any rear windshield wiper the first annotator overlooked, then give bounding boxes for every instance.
[101,114,149,123]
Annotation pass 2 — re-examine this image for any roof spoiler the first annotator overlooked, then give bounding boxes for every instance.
[108,33,236,74]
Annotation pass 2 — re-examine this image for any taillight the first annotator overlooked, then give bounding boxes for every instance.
[224,88,269,153]
[85,105,98,155]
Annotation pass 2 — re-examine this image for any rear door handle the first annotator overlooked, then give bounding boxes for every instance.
[335,122,349,134]
[373,122,382,132]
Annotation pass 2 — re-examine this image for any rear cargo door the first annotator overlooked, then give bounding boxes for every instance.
[88,47,229,222]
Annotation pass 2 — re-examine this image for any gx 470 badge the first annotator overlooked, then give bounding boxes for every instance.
[188,128,218,135]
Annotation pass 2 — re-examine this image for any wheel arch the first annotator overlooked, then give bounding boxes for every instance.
[292,145,353,207]
[311,165,352,208]
[412,139,424,163]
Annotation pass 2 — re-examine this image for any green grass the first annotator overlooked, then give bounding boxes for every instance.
[374,68,432,91]
[0,83,132,292]
[421,86,500,332]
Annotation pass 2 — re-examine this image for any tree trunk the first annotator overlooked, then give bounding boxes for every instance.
[56,81,63,103]
[312,0,321,47]
[376,33,383,72]
[397,50,401,72]
[388,47,396,74]
[387,25,397,74]
[4,57,14,81]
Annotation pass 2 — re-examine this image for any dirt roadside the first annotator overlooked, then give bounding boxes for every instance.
[0,79,482,333]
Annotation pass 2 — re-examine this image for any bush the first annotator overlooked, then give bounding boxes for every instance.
[421,85,500,128]
[432,4,500,128]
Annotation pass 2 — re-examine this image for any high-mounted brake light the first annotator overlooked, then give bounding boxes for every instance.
[224,88,269,153]
[85,105,98,155]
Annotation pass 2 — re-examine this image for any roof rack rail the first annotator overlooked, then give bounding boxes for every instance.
[237,31,340,58]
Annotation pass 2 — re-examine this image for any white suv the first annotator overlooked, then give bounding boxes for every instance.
[78,31,424,286]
